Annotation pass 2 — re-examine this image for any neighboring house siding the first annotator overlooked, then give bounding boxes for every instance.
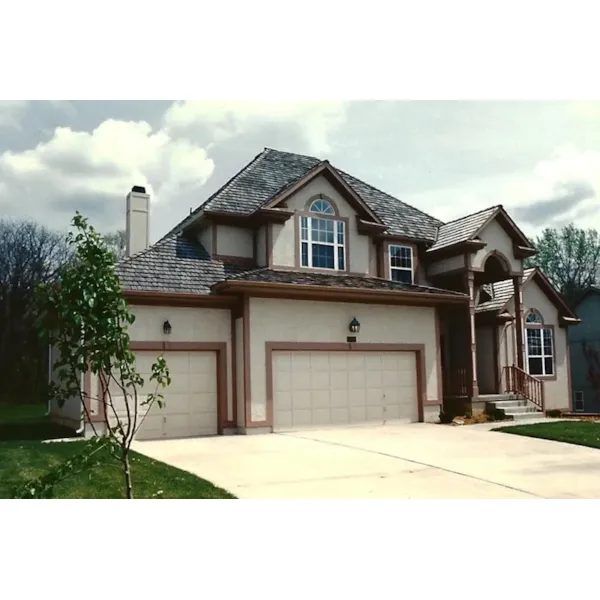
[128,305,234,423]
[503,281,570,411]
[270,175,371,274]
[215,225,254,259]
[569,293,600,412]
[472,219,522,272]
[248,297,439,423]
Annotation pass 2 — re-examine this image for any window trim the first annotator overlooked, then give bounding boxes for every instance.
[387,244,415,284]
[296,211,350,273]
[574,391,584,412]
[524,311,557,380]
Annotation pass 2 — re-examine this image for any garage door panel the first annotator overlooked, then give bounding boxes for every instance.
[273,350,419,431]
[133,350,218,440]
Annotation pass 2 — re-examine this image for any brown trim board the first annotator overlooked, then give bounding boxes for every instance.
[129,341,229,434]
[264,342,436,428]
[123,290,236,308]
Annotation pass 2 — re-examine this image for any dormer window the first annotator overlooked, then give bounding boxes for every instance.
[300,197,346,271]
[389,245,414,284]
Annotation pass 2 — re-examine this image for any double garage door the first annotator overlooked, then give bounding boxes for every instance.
[272,350,419,431]
[133,351,218,440]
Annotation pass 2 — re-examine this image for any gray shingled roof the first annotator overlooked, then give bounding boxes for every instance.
[115,234,248,294]
[475,268,535,313]
[167,148,443,243]
[428,206,500,252]
[215,268,466,296]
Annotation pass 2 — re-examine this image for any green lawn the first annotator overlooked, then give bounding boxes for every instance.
[0,403,76,441]
[495,420,600,450]
[0,403,236,499]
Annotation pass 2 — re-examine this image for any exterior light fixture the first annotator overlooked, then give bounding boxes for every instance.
[349,317,360,334]
[163,320,172,335]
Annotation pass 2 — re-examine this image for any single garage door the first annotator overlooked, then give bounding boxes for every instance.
[129,350,218,440]
[273,350,418,431]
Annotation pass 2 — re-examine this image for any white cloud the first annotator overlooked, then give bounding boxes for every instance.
[163,100,348,154]
[0,101,29,129]
[0,118,214,233]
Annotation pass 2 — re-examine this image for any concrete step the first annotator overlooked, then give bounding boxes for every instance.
[502,407,542,415]
[490,400,530,408]
[478,394,520,402]
[505,411,544,421]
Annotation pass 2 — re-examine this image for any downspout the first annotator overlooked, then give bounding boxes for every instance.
[75,370,85,436]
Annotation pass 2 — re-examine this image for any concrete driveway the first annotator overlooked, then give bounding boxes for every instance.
[133,420,600,498]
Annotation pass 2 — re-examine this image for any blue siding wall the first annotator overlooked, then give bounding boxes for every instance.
[569,292,600,412]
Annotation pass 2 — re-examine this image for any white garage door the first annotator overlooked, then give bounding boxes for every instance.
[273,351,418,431]
[130,351,218,440]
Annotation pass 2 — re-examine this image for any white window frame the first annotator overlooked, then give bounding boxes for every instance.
[388,245,414,284]
[574,391,584,412]
[300,215,346,271]
[525,316,554,377]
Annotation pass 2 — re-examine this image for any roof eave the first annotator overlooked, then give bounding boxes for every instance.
[212,279,468,305]
[425,239,487,260]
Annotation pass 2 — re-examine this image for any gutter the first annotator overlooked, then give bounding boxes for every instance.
[213,280,469,304]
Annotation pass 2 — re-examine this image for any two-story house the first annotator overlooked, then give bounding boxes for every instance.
[50,148,579,439]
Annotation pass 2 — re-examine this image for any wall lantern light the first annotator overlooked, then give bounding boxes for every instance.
[163,320,172,335]
[349,317,360,334]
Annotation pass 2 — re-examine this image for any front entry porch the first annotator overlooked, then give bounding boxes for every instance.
[433,253,545,417]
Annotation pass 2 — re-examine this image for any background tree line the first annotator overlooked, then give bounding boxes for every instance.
[0,219,125,406]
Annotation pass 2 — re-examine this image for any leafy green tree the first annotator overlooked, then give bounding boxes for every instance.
[526,225,600,306]
[36,213,170,498]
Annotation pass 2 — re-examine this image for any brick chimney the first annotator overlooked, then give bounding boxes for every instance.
[125,185,150,257]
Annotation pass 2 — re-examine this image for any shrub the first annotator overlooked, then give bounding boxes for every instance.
[546,409,562,418]
[464,411,472,419]
[439,410,454,424]
[487,407,510,422]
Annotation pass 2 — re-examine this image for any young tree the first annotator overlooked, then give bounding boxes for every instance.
[526,225,600,306]
[36,213,170,498]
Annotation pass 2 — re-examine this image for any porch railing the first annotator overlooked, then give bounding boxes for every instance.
[443,367,469,397]
[502,365,544,411]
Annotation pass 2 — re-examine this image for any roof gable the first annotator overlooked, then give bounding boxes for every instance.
[475,267,577,320]
[261,161,383,224]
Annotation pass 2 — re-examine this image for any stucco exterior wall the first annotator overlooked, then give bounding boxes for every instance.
[128,305,234,421]
[248,297,440,423]
[215,224,254,259]
[235,317,244,427]
[501,280,570,411]
[49,344,83,427]
[270,175,370,274]
[256,225,267,267]
[472,219,522,272]
[427,253,466,276]
[198,225,213,256]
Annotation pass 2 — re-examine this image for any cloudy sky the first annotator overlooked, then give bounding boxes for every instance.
[0,100,599,243]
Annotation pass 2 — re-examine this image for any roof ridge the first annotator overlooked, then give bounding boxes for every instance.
[335,167,444,227]
[439,204,502,228]
[157,149,270,242]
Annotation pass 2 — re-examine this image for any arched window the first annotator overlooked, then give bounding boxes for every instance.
[525,310,543,324]
[309,198,335,215]
[300,197,345,271]
[524,309,554,377]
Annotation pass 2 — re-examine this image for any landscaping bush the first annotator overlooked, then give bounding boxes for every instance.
[487,407,511,422]
[546,409,562,418]
[439,410,454,424]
